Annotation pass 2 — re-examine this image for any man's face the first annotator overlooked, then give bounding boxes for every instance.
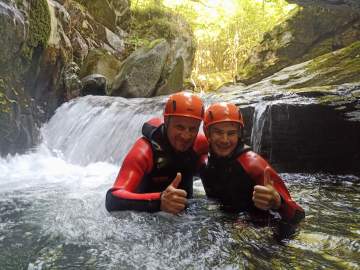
[166,116,201,152]
[208,122,240,158]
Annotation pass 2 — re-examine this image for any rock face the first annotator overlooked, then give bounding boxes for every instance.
[110,39,170,97]
[0,0,129,156]
[80,49,122,88]
[225,99,359,174]
[237,2,360,84]
[213,89,360,174]
[288,0,360,9]
[74,0,131,33]
[0,0,194,156]
[256,102,360,174]
[0,79,38,156]
[215,42,360,174]
[0,0,50,155]
[81,74,107,96]
[123,7,196,97]
[0,2,26,70]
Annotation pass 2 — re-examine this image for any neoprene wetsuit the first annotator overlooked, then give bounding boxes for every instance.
[105,117,208,212]
[200,143,305,224]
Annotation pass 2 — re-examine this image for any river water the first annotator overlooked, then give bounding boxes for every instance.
[0,96,359,269]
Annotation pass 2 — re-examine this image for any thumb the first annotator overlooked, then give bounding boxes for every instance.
[263,166,273,186]
[171,172,182,188]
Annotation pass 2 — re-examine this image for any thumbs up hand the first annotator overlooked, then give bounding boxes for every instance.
[252,166,281,211]
[160,173,188,214]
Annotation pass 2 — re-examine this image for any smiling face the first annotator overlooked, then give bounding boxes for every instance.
[166,116,201,152]
[207,122,240,158]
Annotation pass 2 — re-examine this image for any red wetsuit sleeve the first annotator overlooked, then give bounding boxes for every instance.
[193,133,209,171]
[193,133,209,155]
[106,138,162,212]
[238,151,305,223]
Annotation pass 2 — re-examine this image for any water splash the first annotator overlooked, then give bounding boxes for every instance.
[41,95,164,165]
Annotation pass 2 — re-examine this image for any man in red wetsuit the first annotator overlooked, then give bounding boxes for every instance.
[106,92,208,214]
[200,102,305,224]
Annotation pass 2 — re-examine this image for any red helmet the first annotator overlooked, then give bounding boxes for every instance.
[164,91,204,120]
[204,102,244,131]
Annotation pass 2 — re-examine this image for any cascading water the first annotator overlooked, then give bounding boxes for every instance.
[250,103,268,153]
[0,95,359,270]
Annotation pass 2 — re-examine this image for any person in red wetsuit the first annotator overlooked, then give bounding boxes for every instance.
[106,92,208,214]
[200,102,305,224]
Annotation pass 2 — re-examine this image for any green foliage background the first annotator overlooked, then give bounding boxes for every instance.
[130,0,297,91]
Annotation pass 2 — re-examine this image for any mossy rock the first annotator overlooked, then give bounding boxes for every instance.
[80,49,122,86]
[155,56,184,96]
[18,0,51,66]
[110,39,170,97]
[128,6,194,50]
[237,4,360,85]
[291,41,360,88]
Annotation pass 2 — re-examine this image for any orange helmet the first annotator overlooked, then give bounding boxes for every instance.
[164,91,204,120]
[204,102,244,131]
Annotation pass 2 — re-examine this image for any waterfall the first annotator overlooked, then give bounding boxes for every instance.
[250,103,268,153]
[41,95,165,165]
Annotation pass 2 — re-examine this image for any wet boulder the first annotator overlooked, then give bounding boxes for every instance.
[80,49,122,89]
[110,39,170,98]
[129,8,196,96]
[81,74,107,96]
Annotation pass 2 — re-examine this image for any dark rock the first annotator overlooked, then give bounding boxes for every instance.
[81,74,107,96]
[250,103,360,174]
[0,80,40,156]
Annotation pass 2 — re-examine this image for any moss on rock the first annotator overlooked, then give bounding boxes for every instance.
[80,49,122,85]
[292,41,360,88]
[128,6,193,51]
[21,0,51,63]
[0,79,15,113]
[29,0,51,48]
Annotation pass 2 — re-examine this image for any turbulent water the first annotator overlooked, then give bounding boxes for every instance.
[0,96,359,270]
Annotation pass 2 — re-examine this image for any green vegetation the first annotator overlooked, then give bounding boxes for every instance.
[130,0,297,91]
[22,0,51,63]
